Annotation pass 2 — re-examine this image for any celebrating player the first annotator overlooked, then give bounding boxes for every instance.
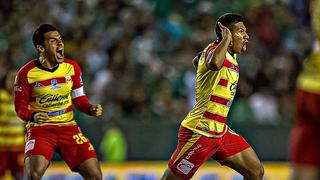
[161,13,264,180]
[14,24,103,180]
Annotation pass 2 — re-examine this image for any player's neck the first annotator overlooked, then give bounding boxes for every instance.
[39,56,58,70]
[227,49,235,58]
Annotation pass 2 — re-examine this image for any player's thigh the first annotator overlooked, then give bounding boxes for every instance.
[223,147,263,177]
[291,165,320,180]
[58,126,98,171]
[25,155,50,177]
[165,126,221,179]
[74,158,102,178]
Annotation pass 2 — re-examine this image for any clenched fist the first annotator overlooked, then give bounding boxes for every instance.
[89,104,103,117]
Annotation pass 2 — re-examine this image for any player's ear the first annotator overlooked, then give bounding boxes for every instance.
[36,45,45,53]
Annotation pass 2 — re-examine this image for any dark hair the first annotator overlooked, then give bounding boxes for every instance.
[215,13,244,43]
[32,24,58,47]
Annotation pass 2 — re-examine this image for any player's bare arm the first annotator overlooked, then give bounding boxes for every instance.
[206,22,232,70]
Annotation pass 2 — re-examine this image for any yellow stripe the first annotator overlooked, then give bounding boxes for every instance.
[0,136,25,146]
[207,102,230,117]
[27,62,75,83]
[173,132,202,164]
[0,126,24,134]
[208,120,225,132]
[297,75,320,94]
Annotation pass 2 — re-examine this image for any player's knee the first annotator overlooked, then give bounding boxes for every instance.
[26,168,44,180]
[82,169,102,180]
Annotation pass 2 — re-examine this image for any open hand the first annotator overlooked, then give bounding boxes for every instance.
[218,22,232,41]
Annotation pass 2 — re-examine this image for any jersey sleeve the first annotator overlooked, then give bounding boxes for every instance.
[198,44,216,73]
[71,61,92,115]
[14,70,34,121]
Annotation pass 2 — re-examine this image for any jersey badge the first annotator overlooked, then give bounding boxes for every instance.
[65,75,72,84]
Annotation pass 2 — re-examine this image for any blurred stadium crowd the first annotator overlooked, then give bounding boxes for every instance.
[0,0,314,126]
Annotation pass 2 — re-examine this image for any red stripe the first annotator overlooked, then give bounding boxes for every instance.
[32,77,72,87]
[210,95,230,106]
[223,60,239,71]
[204,44,217,61]
[64,106,73,113]
[218,79,228,87]
[203,111,227,123]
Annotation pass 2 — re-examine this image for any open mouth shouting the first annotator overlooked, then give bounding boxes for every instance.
[56,47,64,60]
[242,40,249,52]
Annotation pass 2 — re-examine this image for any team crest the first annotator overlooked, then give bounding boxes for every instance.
[50,79,61,90]
[65,75,72,84]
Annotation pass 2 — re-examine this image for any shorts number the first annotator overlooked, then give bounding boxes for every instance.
[73,133,88,144]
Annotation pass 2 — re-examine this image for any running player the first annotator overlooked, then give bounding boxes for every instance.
[161,13,264,180]
[14,24,103,180]
[290,0,320,179]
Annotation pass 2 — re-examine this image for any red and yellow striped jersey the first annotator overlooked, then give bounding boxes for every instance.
[0,89,25,151]
[181,43,239,138]
[297,52,320,94]
[14,58,92,129]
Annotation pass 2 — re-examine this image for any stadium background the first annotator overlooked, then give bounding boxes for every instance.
[0,0,314,179]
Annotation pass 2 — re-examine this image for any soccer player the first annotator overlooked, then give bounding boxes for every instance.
[0,70,25,180]
[289,0,320,179]
[14,24,103,180]
[161,13,264,180]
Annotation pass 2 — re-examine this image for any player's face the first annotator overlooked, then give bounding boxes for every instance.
[230,22,249,54]
[42,31,64,64]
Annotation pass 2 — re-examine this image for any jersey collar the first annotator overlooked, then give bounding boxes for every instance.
[226,51,238,65]
[35,58,60,72]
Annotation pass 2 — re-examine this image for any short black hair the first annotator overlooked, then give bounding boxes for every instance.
[32,24,58,47]
[215,13,244,43]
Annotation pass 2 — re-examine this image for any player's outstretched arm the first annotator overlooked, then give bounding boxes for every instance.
[206,22,232,70]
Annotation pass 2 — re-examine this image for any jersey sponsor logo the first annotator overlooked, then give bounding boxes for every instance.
[177,159,194,174]
[25,139,35,153]
[186,144,202,159]
[65,75,72,84]
[39,93,69,104]
[34,82,44,87]
[50,79,61,90]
